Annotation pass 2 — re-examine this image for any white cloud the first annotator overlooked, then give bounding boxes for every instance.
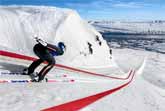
[113,2,151,8]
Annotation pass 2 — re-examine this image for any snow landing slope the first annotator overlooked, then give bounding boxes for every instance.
[0,6,113,68]
[1,5,164,111]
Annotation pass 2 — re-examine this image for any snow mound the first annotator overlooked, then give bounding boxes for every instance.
[0,6,112,67]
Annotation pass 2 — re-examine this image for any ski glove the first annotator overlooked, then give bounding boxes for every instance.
[35,37,47,47]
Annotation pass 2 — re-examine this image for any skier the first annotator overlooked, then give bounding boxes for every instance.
[24,37,66,82]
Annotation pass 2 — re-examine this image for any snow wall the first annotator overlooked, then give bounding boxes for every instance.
[0,6,112,67]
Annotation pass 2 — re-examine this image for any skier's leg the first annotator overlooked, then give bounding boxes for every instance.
[38,64,54,81]
[38,54,55,81]
[25,44,45,75]
[27,59,43,74]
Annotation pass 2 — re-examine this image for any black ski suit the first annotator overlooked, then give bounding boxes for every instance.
[28,43,64,81]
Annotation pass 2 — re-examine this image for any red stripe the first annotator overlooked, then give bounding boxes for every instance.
[0,50,129,80]
[42,70,135,111]
[0,50,36,61]
[55,64,131,80]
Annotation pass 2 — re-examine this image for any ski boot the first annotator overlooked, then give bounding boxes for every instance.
[37,74,48,82]
[30,72,39,82]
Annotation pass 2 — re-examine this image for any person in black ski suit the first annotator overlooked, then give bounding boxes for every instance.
[25,37,65,82]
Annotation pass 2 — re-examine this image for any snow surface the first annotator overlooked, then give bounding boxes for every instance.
[0,5,165,111]
[0,48,165,111]
[91,21,165,35]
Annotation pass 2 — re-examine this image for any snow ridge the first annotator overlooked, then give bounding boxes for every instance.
[0,6,112,67]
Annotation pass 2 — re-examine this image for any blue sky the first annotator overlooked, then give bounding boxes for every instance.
[0,0,165,20]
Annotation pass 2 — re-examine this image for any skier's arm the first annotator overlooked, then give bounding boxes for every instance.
[47,44,64,55]
[34,37,64,55]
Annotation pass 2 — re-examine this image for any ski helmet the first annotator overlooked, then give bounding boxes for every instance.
[58,42,66,51]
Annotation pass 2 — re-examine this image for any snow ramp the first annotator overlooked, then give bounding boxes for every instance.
[0,50,136,111]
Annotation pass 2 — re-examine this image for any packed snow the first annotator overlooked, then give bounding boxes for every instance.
[90,20,165,35]
[0,6,165,111]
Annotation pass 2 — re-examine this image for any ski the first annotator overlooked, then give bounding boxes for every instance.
[0,71,68,78]
[0,78,76,83]
[0,72,75,83]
